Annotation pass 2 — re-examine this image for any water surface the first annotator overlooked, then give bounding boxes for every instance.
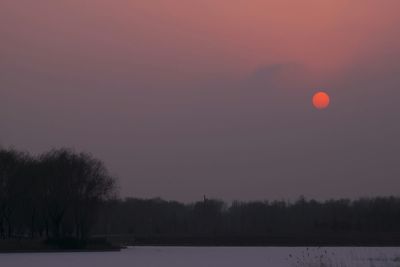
[1,246,399,267]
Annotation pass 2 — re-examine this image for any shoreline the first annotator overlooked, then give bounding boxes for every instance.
[1,244,400,253]
[0,239,124,253]
[0,248,123,254]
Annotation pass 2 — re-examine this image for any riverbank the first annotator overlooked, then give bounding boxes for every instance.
[110,233,400,247]
[0,239,123,253]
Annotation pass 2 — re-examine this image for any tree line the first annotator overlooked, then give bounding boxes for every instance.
[95,196,400,245]
[2,147,400,246]
[0,148,116,241]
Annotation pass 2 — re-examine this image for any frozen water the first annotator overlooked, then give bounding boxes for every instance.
[0,246,399,267]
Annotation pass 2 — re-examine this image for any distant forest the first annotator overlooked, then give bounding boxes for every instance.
[2,148,400,246]
[96,196,400,246]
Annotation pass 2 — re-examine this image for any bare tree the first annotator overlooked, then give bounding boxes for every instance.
[39,149,116,240]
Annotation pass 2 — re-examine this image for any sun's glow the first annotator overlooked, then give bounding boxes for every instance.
[312,91,330,109]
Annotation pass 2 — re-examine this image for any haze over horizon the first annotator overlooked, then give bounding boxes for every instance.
[1,1,400,202]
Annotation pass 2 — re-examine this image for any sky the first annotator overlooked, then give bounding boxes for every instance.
[1,1,400,202]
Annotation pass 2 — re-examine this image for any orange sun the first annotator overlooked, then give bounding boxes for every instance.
[312,91,330,109]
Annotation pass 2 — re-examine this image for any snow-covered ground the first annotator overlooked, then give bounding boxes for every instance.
[0,246,399,267]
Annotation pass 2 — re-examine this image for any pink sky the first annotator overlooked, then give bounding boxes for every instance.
[3,1,400,75]
[1,1,400,201]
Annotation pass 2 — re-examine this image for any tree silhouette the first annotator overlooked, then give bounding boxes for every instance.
[0,148,116,242]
